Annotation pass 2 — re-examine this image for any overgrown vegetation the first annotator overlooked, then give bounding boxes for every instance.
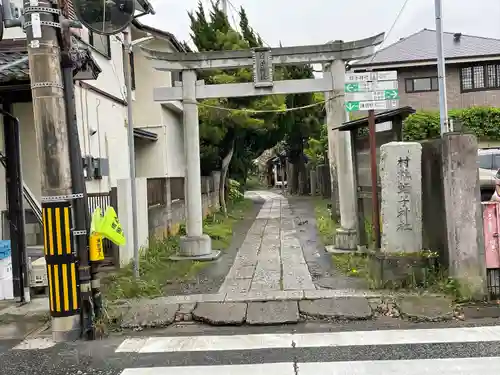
[102,198,253,302]
[313,198,338,246]
[331,251,468,301]
[403,107,500,141]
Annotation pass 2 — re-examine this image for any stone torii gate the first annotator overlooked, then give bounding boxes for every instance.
[143,33,384,259]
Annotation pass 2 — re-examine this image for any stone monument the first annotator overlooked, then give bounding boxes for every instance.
[380,142,423,253]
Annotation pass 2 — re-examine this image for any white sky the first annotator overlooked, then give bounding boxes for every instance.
[142,0,500,49]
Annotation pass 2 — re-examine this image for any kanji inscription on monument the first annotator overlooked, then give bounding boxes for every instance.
[380,142,422,253]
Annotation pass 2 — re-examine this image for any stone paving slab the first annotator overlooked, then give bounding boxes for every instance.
[192,302,247,325]
[121,302,179,329]
[225,290,304,302]
[246,301,299,325]
[299,297,372,320]
[397,295,454,322]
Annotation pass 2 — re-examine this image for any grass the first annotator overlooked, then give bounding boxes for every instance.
[331,252,466,300]
[101,198,253,303]
[313,198,338,246]
[244,175,267,190]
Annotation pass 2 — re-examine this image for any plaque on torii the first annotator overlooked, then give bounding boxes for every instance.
[253,47,273,88]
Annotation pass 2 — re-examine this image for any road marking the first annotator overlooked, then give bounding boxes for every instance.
[115,326,500,353]
[116,333,294,353]
[12,338,56,350]
[299,357,500,375]
[120,362,294,375]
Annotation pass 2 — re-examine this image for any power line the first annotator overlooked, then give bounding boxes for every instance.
[196,94,339,114]
[369,0,412,64]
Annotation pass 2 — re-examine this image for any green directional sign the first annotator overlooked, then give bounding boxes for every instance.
[344,83,360,93]
[345,101,360,112]
[384,89,399,99]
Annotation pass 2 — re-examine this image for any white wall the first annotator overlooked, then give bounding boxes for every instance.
[162,107,185,178]
[132,38,185,178]
[74,85,130,192]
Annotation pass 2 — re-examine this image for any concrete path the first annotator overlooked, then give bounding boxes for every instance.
[218,191,315,294]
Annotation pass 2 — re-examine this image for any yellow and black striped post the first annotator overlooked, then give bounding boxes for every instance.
[42,201,80,324]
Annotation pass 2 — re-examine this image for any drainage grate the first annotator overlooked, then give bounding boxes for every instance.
[487,268,500,299]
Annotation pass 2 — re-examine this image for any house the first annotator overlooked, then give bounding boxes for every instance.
[129,20,187,200]
[0,2,187,267]
[350,29,500,110]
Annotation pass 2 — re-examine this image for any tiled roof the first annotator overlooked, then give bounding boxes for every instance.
[352,29,500,67]
[0,40,29,84]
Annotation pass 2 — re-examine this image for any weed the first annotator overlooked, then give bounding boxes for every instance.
[313,198,338,246]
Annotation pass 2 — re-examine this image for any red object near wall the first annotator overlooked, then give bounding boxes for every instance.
[482,202,500,269]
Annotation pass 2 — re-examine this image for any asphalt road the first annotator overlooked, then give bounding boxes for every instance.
[1,320,500,375]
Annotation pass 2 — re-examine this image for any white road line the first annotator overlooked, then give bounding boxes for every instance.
[299,357,500,375]
[115,325,500,353]
[120,362,294,375]
[12,338,56,350]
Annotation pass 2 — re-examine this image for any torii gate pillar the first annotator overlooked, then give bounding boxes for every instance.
[327,60,358,250]
[174,69,218,260]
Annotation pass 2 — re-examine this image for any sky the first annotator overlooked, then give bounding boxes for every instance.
[142,0,500,49]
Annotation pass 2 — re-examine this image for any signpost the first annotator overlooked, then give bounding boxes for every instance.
[343,70,399,250]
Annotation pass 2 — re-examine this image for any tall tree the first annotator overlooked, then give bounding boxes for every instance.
[188,1,285,213]
[279,65,324,194]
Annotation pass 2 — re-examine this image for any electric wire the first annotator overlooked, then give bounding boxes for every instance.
[368,0,412,64]
[196,94,340,114]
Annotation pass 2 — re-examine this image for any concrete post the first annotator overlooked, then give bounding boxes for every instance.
[211,171,221,210]
[327,60,358,250]
[310,169,317,196]
[165,178,172,234]
[442,133,486,298]
[175,70,220,260]
[117,178,149,267]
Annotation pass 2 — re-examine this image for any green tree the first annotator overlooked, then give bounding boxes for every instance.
[188,1,285,213]
[279,65,324,194]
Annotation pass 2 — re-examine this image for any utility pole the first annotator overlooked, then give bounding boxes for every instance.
[221,0,228,16]
[123,29,140,279]
[23,0,81,341]
[435,0,449,135]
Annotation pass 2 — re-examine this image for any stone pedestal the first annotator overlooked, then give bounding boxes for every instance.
[442,133,486,298]
[334,228,357,250]
[380,142,422,253]
[170,234,221,261]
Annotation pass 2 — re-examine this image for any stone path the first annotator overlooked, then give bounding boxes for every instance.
[218,191,315,294]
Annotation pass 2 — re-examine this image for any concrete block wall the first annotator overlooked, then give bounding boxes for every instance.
[148,174,220,239]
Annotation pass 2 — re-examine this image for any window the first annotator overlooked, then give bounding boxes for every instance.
[89,31,111,57]
[461,63,500,92]
[479,154,493,169]
[493,154,500,170]
[405,77,438,93]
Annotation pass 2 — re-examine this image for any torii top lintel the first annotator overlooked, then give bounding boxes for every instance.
[141,33,384,71]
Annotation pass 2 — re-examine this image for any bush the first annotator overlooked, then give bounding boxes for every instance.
[228,178,244,202]
[403,107,500,141]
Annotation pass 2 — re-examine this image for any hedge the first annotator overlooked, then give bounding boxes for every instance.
[403,107,500,141]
